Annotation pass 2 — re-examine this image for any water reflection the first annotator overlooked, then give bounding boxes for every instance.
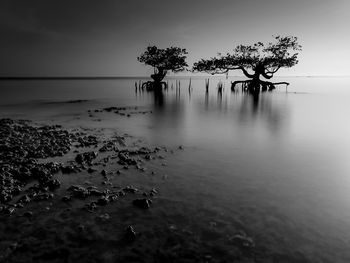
[145,82,288,144]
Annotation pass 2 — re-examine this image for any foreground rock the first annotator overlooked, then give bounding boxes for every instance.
[0,119,77,210]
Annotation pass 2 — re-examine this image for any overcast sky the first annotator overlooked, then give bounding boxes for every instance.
[0,0,349,77]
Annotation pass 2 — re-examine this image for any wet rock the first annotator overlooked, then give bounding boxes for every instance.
[85,202,97,212]
[123,186,138,194]
[118,151,137,165]
[75,151,98,165]
[229,232,255,249]
[144,154,152,160]
[150,188,158,196]
[41,178,61,190]
[132,198,152,209]
[88,188,104,196]
[77,135,98,147]
[17,194,31,204]
[67,185,90,198]
[99,141,118,152]
[4,206,15,215]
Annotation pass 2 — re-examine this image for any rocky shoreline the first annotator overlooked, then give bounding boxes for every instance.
[0,117,262,263]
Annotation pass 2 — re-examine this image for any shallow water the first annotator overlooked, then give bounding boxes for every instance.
[1,76,350,262]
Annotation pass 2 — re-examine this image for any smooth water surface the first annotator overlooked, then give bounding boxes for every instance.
[1,77,350,261]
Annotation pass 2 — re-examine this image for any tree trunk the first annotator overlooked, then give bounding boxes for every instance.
[151,68,166,83]
[248,72,261,93]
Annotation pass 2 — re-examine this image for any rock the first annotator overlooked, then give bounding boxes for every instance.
[41,178,61,190]
[4,206,15,215]
[75,151,98,165]
[67,185,90,198]
[229,232,255,249]
[17,194,31,204]
[77,135,98,147]
[118,151,137,165]
[123,186,138,194]
[144,154,152,160]
[101,169,107,176]
[132,198,152,209]
[150,188,158,196]
[88,188,104,196]
[85,202,97,212]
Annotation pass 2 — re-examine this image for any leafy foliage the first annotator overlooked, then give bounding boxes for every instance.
[193,36,302,79]
[138,46,188,73]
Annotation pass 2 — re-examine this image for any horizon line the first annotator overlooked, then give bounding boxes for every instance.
[0,75,350,80]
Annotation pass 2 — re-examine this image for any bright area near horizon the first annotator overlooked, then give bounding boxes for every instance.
[0,0,349,77]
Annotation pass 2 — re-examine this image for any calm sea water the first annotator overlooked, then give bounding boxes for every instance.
[1,76,350,261]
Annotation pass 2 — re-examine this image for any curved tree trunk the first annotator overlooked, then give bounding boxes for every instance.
[151,68,166,83]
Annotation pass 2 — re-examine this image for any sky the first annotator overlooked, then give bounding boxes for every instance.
[0,0,349,77]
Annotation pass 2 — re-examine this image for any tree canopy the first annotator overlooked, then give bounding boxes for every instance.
[193,36,302,80]
[138,46,188,74]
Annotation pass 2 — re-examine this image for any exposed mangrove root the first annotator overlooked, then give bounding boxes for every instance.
[141,81,167,91]
[231,80,289,93]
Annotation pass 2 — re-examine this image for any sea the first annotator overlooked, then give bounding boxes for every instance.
[1,76,350,262]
